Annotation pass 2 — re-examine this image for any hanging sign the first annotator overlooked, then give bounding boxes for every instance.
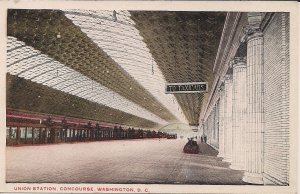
[165,82,208,94]
[189,125,199,132]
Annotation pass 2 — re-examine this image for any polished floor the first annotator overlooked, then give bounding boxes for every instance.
[6,139,246,184]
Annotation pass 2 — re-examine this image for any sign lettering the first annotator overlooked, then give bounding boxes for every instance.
[165,82,208,94]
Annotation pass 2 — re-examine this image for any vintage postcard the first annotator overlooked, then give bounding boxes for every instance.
[0,1,298,194]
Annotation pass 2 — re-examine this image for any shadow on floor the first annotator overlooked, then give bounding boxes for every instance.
[198,142,219,156]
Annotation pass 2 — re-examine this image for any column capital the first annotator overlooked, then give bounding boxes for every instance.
[218,84,225,92]
[240,12,265,42]
[230,57,247,69]
[247,12,265,29]
[224,74,233,81]
[243,25,263,40]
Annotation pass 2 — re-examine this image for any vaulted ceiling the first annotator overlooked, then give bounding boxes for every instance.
[130,11,226,125]
[6,9,226,129]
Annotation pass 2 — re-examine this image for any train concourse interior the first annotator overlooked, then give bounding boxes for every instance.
[5,9,291,187]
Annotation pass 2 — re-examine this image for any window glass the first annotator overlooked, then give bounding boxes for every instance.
[11,127,17,139]
[34,128,40,138]
[62,129,66,138]
[26,127,33,138]
[68,129,72,137]
[6,127,10,138]
[20,127,26,138]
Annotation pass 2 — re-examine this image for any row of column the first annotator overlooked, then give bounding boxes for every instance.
[204,105,219,149]
[216,17,265,184]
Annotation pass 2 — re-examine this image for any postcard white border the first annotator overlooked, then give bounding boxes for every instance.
[0,1,298,194]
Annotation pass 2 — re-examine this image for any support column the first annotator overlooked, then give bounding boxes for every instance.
[215,102,219,149]
[243,12,265,184]
[223,74,233,162]
[230,57,247,170]
[217,84,225,158]
[16,126,20,145]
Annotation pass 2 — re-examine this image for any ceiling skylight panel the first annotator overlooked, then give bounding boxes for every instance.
[89,32,143,49]
[56,66,73,76]
[63,10,188,124]
[89,10,135,26]
[29,57,49,66]
[97,40,149,55]
[6,51,29,64]
[31,65,63,84]
[45,76,67,87]
[91,93,120,104]
[115,11,134,25]
[88,20,140,39]
[83,9,109,17]
[77,88,166,125]
[32,73,56,85]
[17,59,53,76]
[76,88,93,98]
[63,80,91,93]
[8,58,41,76]
[12,47,40,62]
[119,63,152,73]
[36,72,63,84]
[7,50,41,69]
[26,60,56,75]
[20,69,42,80]
[115,57,150,66]
[63,11,190,122]
[7,38,168,125]
[7,37,25,51]
[52,74,84,89]
[7,63,26,75]
[22,62,63,82]
[7,36,15,43]
[96,29,141,44]
[102,44,149,59]
[8,68,22,76]
[56,82,79,93]
[90,91,120,104]
[106,51,147,64]
[111,54,148,65]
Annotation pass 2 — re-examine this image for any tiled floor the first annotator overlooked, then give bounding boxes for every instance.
[6,139,246,184]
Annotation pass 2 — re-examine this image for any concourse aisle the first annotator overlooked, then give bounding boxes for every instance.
[6,139,245,184]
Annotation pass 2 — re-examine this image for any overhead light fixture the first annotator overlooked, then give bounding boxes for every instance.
[151,57,154,75]
[112,10,117,22]
[57,20,61,39]
[57,32,61,39]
